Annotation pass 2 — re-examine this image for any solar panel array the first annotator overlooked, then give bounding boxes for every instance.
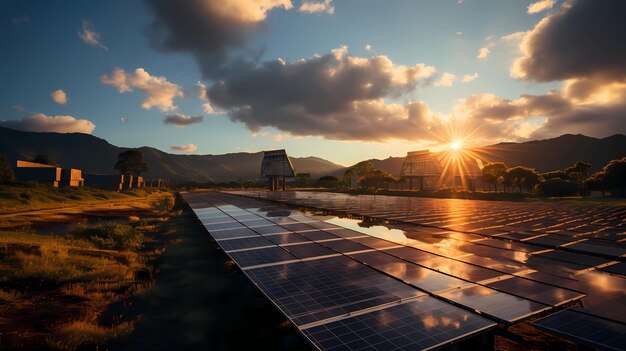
[181,191,616,350]
[224,190,626,348]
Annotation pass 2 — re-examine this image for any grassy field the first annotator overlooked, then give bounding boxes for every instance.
[0,181,166,213]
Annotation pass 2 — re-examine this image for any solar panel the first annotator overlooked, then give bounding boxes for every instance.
[210,227,259,240]
[219,236,275,251]
[251,225,292,235]
[532,308,626,351]
[306,221,343,230]
[525,235,573,247]
[535,250,610,267]
[228,246,297,267]
[263,233,311,245]
[204,221,245,231]
[351,236,399,249]
[325,228,365,239]
[279,222,318,232]
[601,262,626,277]
[437,285,549,323]
[486,277,584,306]
[567,241,626,259]
[299,230,340,241]
[418,257,502,282]
[319,239,371,253]
[351,251,471,293]
[245,256,423,326]
[303,296,496,351]
[284,242,338,259]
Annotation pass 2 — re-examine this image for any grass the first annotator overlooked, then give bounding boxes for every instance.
[0,288,20,305]
[71,224,143,250]
[0,181,168,212]
[47,320,136,351]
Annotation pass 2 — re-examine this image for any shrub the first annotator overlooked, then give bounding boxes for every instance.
[72,224,143,251]
[539,178,578,197]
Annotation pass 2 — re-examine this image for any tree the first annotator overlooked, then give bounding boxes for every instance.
[481,162,507,192]
[32,154,58,166]
[539,178,578,197]
[115,150,148,177]
[343,161,375,188]
[358,169,399,190]
[603,157,626,197]
[565,161,592,178]
[317,175,339,188]
[0,156,15,183]
[505,166,541,193]
[541,170,568,181]
[295,173,311,187]
[584,171,607,197]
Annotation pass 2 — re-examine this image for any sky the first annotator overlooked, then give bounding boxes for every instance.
[1,0,625,166]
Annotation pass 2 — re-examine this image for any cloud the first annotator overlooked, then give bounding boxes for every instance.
[78,20,108,51]
[500,31,527,45]
[435,72,455,87]
[120,117,128,124]
[145,0,292,78]
[527,0,555,14]
[299,0,334,14]
[206,46,438,142]
[170,143,198,152]
[364,44,372,51]
[456,31,463,35]
[51,89,68,105]
[101,68,183,111]
[163,113,204,127]
[0,113,95,134]
[461,73,478,83]
[476,47,490,59]
[512,0,626,81]
[13,105,25,112]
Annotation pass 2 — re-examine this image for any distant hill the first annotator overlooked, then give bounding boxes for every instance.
[346,134,626,175]
[0,127,344,183]
[1,127,624,183]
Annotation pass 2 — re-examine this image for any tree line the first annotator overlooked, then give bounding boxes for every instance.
[481,157,626,197]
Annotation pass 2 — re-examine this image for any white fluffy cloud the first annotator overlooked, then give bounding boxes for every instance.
[51,89,68,105]
[101,68,183,111]
[461,73,478,83]
[477,47,490,59]
[78,20,107,50]
[435,72,456,87]
[170,143,198,152]
[527,0,555,14]
[299,0,334,14]
[0,113,95,134]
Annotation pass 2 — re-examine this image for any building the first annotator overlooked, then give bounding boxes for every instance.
[14,160,62,187]
[400,150,442,191]
[261,149,296,191]
[60,168,84,187]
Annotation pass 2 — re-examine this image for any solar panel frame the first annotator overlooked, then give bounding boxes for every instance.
[228,246,297,267]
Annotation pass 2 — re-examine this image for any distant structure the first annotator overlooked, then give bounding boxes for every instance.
[400,150,442,191]
[261,149,295,191]
[15,160,61,187]
[60,168,84,187]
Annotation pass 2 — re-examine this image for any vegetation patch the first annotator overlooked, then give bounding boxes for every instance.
[71,224,143,251]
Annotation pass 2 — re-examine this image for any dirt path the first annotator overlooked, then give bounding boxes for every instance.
[0,196,161,218]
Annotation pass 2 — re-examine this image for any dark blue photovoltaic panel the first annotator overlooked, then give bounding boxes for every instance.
[263,233,311,245]
[319,239,370,253]
[437,285,549,323]
[303,296,496,351]
[351,236,398,249]
[535,250,610,267]
[325,228,365,239]
[204,221,245,231]
[567,241,626,259]
[251,225,292,235]
[228,246,297,267]
[601,262,626,277]
[279,222,318,232]
[245,256,423,326]
[486,277,584,306]
[533,308,626,351]
[284,243,337,259]
[300,230,340,241]
[210,227,259,240]
[219,236,275,251]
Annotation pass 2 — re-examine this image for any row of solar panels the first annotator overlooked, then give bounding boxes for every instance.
[181,192,596,351]
[224,190,626,350]
[240,190,625,246]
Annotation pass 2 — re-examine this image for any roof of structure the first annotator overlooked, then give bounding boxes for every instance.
[261,149,296,177]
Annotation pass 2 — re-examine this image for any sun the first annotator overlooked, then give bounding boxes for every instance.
[450,141,463,151]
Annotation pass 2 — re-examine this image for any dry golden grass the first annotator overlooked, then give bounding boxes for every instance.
[46,320,136,351]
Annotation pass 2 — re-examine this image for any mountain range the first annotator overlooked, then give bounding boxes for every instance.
[1,126,624,183]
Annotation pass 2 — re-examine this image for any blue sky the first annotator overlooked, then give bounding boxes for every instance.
[1,0,623,166]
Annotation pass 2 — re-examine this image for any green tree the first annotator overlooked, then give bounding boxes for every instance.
[115,150,148,177]
[343,161,375,188]
[481,162,507,192]
[584,171,607,197]
[541,170,568,181]
[565,161,592,178]
[0,156,15,183]
[295,173,311,187]
[358,169,399,190]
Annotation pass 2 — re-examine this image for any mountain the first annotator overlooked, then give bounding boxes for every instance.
[1,127,624,183]
[0,127,345,183]
[347,134,626,175]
